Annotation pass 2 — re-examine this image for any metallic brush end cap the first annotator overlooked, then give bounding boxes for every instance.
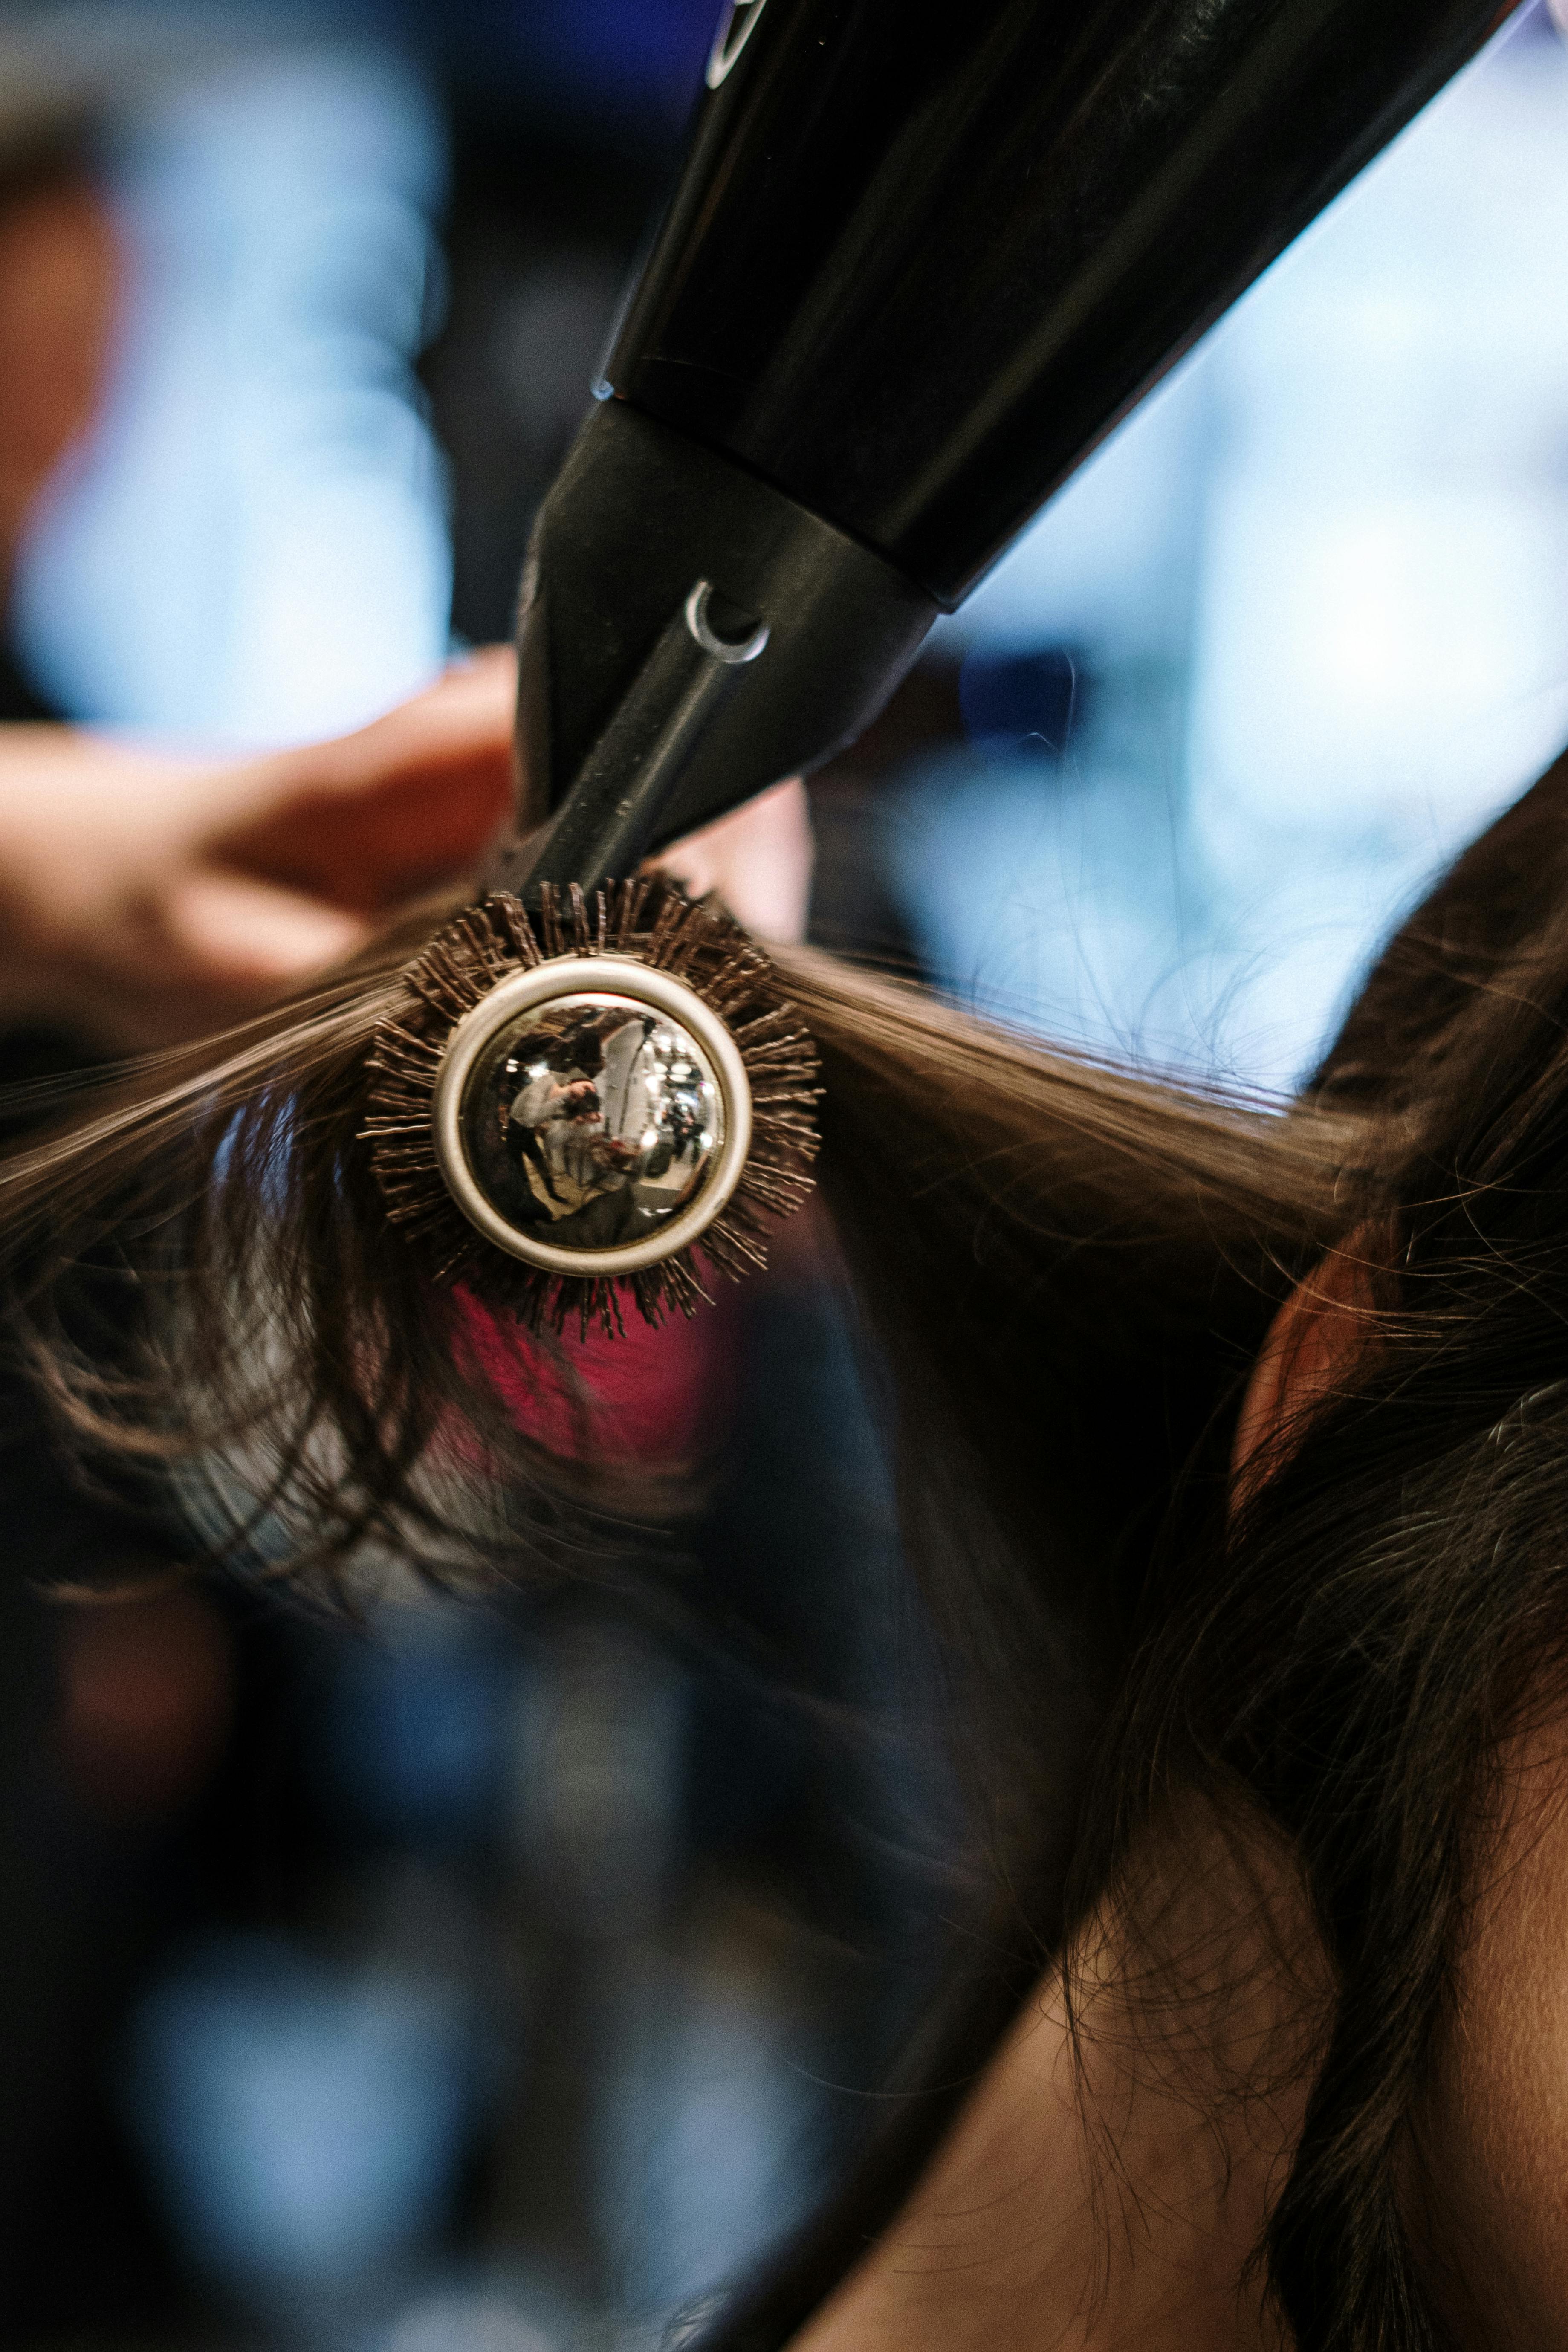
[431,955,753,1276]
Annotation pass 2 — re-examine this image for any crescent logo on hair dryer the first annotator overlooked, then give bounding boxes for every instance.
[706,0,770,88]
[386,0,1522,1322]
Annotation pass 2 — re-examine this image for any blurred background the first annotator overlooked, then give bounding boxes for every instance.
[3,0,1568,2344]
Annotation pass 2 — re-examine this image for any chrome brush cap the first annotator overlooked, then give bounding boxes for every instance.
[431,953,753,1277]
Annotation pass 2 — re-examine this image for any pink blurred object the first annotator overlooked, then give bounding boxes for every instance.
[456,1285,738,1468]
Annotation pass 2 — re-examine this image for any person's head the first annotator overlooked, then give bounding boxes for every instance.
[8,747,1568,2352]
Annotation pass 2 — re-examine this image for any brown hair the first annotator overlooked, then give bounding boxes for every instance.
[10,753,1568,2349]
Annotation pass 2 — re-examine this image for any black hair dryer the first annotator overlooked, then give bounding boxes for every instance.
[512,0,1522,897]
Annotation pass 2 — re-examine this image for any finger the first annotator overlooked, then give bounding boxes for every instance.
[219,754,516,915]
[650,777,814,943]
[268,643,519,800]
[156,869,368,989]
[10,871,370,1052]
[214,648,520,914]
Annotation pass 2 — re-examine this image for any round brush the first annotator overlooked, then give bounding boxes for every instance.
[361,877,819,1335]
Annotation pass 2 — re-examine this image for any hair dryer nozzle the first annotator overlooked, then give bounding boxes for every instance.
[494,402,936,897]
[508,0,1521,885]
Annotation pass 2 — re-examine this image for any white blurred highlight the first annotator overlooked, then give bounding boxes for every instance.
[13,43,452,749]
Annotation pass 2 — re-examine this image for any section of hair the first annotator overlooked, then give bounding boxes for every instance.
[0,876,1351,2346]
[13,751,1568,2350]
[0,883,1345,1593]
[712,754,1568,2352]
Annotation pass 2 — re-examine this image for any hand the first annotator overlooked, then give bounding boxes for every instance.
[649,775,814,944]
[0,648,517,1050]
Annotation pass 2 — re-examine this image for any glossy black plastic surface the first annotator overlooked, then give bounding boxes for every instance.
[500,402,936,855]
[523,583,766,895]
[608,0,1519,607]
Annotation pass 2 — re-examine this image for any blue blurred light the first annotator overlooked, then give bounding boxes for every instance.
[899,12,1568,1092]
[124,1935,487,2304]
[378,2284,559,2352]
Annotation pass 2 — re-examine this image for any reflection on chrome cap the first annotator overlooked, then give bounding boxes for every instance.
[431,955,753,1279]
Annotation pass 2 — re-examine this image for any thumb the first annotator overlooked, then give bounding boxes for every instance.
[158,868,369,992]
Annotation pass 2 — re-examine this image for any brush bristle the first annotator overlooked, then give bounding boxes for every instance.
[359,881,820,1336]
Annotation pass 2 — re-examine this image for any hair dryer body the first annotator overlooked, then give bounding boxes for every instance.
[511,0,1519,893]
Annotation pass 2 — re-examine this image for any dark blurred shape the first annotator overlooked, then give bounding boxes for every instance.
[512,1617,688,1941]
[312,1614,517,1854]
[423,139,662,646]
[0,141,117,723]
[0,1556,217,2341]
[422,0,731,648]
[0,148,117,589]
[958,645,1082,760]
[437,0,722,133]
[58,1588,235,1817]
